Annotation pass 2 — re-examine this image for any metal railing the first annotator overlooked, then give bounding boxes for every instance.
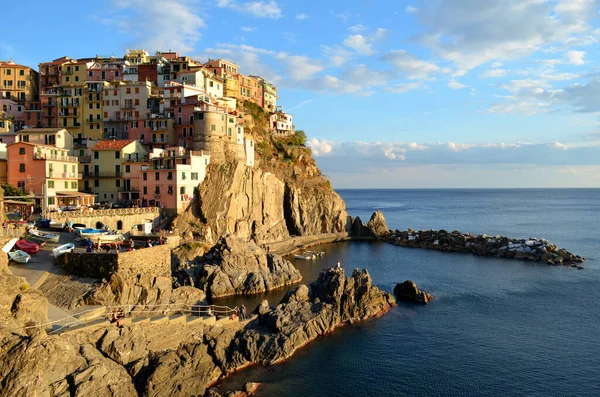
[7,302,239,334]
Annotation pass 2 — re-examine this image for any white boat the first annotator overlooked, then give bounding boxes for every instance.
[49,221,64,230]
[8,250,31,264]
[29,229,60,243]
[53,243,75,257]
[78,228,109,238]
[1,238,18,254]
[92,234,124,242]
[293,250,325,260]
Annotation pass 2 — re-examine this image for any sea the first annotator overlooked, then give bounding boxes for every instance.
[215,189,600,396]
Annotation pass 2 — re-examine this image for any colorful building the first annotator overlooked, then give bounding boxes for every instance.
[270,111,294,135]
[83,139,147,203]
[237,74,263,107]
[124,146,210,212]
[0,60,39,103]
[251,75,278,111]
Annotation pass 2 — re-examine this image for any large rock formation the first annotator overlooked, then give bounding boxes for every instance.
[366,210,390,238]
[0,238,49,335]
[0,267,395,397]
[394,280,433,304]
[193,235,302,298]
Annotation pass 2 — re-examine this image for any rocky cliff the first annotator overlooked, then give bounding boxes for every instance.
[174,102,349,245]
[0,267,395,397]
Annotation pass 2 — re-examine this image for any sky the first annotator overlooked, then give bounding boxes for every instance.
[2,0,600,188]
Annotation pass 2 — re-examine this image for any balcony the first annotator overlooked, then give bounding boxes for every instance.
[47,172,82,179]
[86,119,101,123]
[78,155,92,163]
[59,111,79,117]
[42,102,55,107]
[34,153,78,162]
[63,69,74,75]
[150,138,168,143]
[82,171,122,178]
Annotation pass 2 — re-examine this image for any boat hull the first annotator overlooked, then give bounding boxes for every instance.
[9,250,31,264]
[29,230,60,243]
[53,243,75,257]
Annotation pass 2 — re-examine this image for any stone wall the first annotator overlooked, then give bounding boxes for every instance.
[57,243,172,278]
[49,207,161,233]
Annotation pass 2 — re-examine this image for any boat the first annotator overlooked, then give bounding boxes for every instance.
[53,243,75,257]
[78,228,109,238]
[49,221,64,230]
[28,229,60,243]
[293,250,325,260]
[15,239,40,254]
[8,250,31,264]
[1,238,18,254]
[92,234,124,242]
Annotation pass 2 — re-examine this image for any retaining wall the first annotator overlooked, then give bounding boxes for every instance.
[49,208,161,233]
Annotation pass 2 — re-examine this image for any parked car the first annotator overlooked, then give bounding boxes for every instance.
[15,239,40,254]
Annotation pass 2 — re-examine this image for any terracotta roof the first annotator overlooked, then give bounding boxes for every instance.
[93,139,136,151]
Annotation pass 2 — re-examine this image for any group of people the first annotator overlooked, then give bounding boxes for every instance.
[233,304,247,321]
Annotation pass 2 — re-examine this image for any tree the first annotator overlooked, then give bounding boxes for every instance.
[290,130,307,146]
[1,184,27,201]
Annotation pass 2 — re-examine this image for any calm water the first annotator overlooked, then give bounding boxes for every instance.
[216,189,600,396]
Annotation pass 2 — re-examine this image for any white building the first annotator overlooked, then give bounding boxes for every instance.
[270,111,294,135]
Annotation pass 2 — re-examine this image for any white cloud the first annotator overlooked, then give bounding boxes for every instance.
[405,5,418,13]
[566,50,586,65]
[307,138,336,156]
[217,0,282,18]
[240,26,257,32]
[385,82,423,94]
[481,69,508,78]
[447,80,467,90]
[343,34,376,55]
[414,0,598,74]
[322,45,353,67]
[348,24,367,33]
[381,50,449,80]
[110,0,205,53]
[276,53,323,81]
[296,13,308,20]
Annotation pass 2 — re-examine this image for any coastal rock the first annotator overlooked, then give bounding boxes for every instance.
[394,280,433,304]
[367,210,389,238]
[350,216,371,238]
[195,235,302,298]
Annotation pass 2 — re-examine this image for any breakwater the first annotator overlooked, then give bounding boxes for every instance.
[385,228,585,267]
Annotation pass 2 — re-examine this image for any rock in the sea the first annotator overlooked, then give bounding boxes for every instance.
[367,210,389,238]
[394,280,433,304]
[195,235,302,298]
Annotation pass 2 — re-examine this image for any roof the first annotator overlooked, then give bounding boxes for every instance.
[92,139,136,151]
[7,141,68,151]
[3,199,35,205]
[15,127,66,134]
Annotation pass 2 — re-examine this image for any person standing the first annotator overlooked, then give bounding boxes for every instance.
[240,304,247,320]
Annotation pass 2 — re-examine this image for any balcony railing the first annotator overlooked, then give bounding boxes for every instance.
[47,172,82,179]
[78,155,92,163]
[34,153,78,162]
[82,171,122,178]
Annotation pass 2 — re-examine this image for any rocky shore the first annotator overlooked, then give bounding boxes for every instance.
[385,228,585,266]
[394,280,433,304]
[0,267,394,397]
[176,235,302,298]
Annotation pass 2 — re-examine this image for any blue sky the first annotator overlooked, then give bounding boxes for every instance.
[3,0,600,188]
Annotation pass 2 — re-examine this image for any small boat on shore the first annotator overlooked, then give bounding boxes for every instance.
[92,234,124,242]
[78,228,108,238]
[8,250,31,264]
[29,229,60,243]
[49,221,64,230]
[53,243,75,257]
[294,250,325,260]
[15,239,40,254]
[1,238,18,254]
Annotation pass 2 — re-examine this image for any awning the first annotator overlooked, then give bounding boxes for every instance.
[55,191,96,197]
[2,200,35,205]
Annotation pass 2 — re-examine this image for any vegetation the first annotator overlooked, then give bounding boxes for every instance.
[1,184,27,201]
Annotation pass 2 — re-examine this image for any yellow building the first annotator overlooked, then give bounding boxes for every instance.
[83,139,147,203]
[82,81,108,140]
[0,60,39,102]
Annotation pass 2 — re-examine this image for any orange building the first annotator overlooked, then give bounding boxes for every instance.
[0,60,39,103]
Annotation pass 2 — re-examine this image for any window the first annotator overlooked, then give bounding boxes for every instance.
[48,181,54,188]
[63,164,67,173]
[143,186,147,194]
[75,65,79,71]
[168,186,173,195]
[125,165,130,173]
[155,186,160,194]
[189,115,193,124]
[65,76,70,82]
[143,173,147,181]
[181,172,186,180]
[211,124,216,131]
[71,182,77,189]
[64,181,68,189]
[167,171,173,180]
[89,71,93,77]
[94,151,99,159]
[115,151,120,159]
[48,197,55,205]
[19,147,25,154]
[75,76,79,82]
[191,172,198,180]
[19,163,25,172]
[115,179,120,187]
[6,70,10,75]
[19,70,24,76]
[94,179,99,187]
[180,186,186,194]
[155,172,160,181]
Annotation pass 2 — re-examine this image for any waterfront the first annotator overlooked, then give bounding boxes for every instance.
[217,189,600,396]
